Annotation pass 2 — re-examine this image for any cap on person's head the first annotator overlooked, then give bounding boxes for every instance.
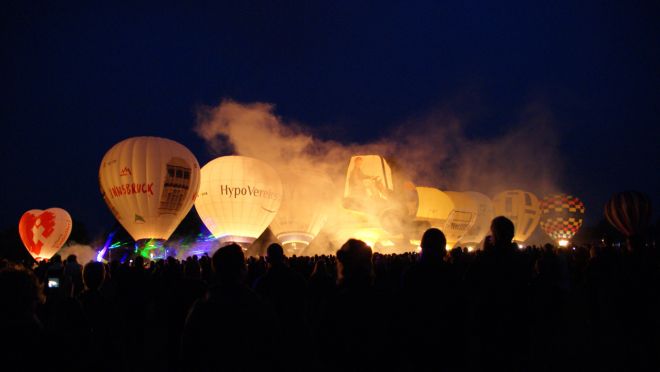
[66,254,77,263]
[490,216,515,245]
[212,243,245,280]
[420,228,447,259]
[266,243,285,264]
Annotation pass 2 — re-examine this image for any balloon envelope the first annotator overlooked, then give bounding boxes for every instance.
[604,191,652,238]
[492,190,541,243]
[195,156,283,245]
[269,170,334,254]
[539,193,585,245]
[459,192,494,246]
[19,208,72,260]
[99,137,201,243]
[414,187,477,248]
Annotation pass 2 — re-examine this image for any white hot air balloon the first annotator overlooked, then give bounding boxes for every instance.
[195,156,283,249]
[269,170,334,255]
[492,190,541,243]
[19,208,72,261]
[459,192,494,248]
[99,137,201,258]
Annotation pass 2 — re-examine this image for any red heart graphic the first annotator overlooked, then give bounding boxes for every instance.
[19,211,56,256]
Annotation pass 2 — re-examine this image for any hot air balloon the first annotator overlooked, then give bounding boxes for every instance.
[604,191,652,249]
[343,155,394,215]
[195,156,282,250]
[19,208,72,261]
[413,187,477,249]
[269,170,335,255]
[539,193,585,247]
[99,137,201,259]
[492,190,541,243]
[459,192,494,248]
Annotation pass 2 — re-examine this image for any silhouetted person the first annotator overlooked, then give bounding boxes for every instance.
[78,261,119,371]
[253,244,309,370]
[399,228,462,371]
[464,216,531,372]
[181,243,279,371]
[317,239,392,372]
[0,262,48,371]
[65,254,84,297]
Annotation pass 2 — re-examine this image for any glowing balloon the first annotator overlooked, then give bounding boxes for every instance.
[459,192,494,247]
[413,187,477,248]
[442,192,478,248]
[19,208,72,260]
[195,156,282,247]
[269,170,334,255]
[99,137,201,257]
[604,191,652,238]
[539,193,585,247]
[343,155,394,215]
[492,190,541,243]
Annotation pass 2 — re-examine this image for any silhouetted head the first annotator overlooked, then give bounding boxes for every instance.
[133,255,145,269]
[66,254,78,264]
[420,228,447,262]
[490,216,515,246]
[51,254,62,264]
[83,261,106,291]
[212,243,246,283]
[336,239,373,286]
[0,263,44,317]
[266,243,285,265]
[183,259,201,279]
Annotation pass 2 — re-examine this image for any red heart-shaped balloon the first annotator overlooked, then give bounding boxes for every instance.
[18,208,72,260]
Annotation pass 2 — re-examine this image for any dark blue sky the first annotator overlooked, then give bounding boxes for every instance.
[2,1,658,235]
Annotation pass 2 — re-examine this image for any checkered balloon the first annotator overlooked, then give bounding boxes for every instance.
[539,193,585,244]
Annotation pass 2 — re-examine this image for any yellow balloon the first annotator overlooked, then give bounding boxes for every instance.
[195,156,283,246]
[414,187,478,248]
[491,190,541,243]
[99,137,201,245]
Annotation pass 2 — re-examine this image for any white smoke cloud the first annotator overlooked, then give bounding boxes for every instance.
[57,243,98,265]
[194,99,563,252]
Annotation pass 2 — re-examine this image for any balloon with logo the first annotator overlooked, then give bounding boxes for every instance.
[19,208,72,261]
[195,156,283,252]
[459,192,494,248]
[539,193,585,247]
[99,137,201,259]
[413,187,477,249]
[269,169,334,255]
[492,190,541,243]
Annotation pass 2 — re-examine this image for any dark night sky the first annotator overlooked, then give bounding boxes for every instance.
[1,1,658,236]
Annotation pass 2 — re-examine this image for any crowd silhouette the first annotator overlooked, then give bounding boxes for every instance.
[1,216,659,371]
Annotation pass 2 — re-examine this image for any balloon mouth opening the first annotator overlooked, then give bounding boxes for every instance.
[135,239,167,260]
[277,233,313,255]
[216,235,256,250]
[558,239,569,247]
